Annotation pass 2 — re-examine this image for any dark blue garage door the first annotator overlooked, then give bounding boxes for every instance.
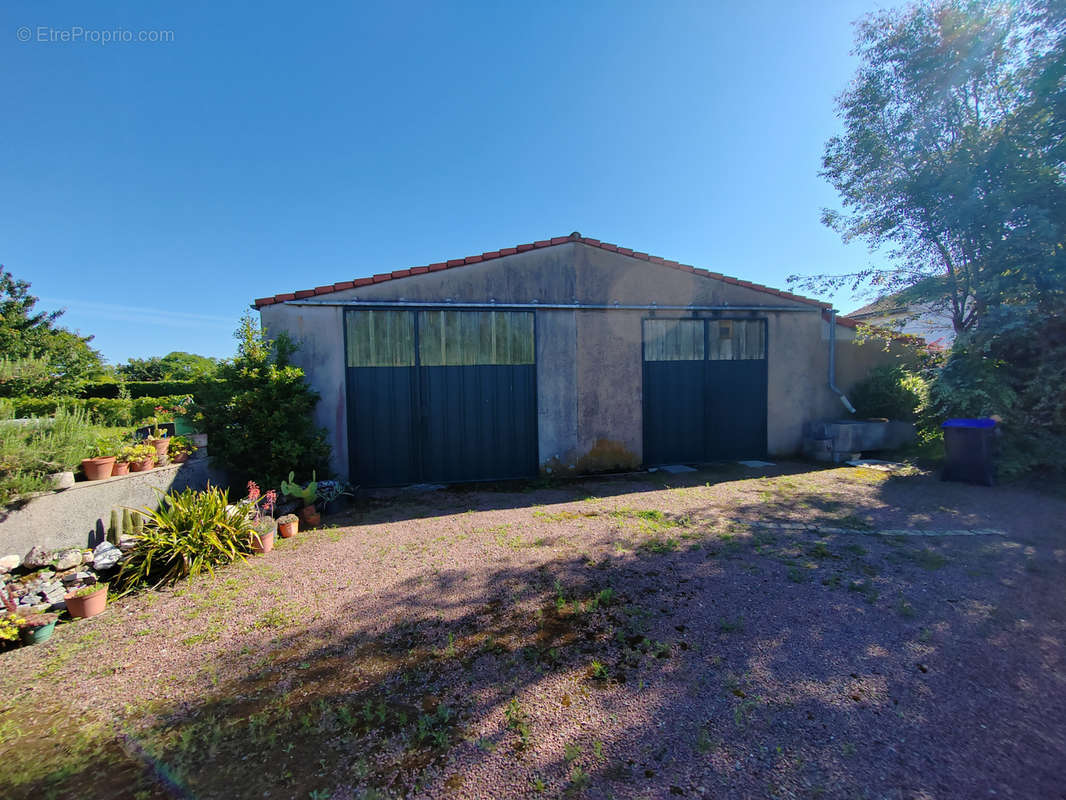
[642,318,767,465]
[345,309,538,486]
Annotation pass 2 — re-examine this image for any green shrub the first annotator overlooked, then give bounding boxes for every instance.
[113,487,256,592]
[194,315,330,489]
[928,304,1066,478]
[8,395,190,427]
[849,366,926,421]
[0,407,98,505]
[79,379,217,399]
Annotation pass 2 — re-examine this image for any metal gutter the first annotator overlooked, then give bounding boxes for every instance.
[281,300,825,312]
[827,309,857,414]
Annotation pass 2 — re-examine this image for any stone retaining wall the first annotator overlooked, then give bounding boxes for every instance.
[0,458,219,557]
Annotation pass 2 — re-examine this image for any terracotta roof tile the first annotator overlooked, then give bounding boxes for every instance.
[251,233,831,309]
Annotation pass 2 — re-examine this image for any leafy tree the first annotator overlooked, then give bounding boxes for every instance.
[792,0,1065,332]
[794,0,1066,477]
[194,315,330,490]
[0,266,103,395]
[117,351,220,381]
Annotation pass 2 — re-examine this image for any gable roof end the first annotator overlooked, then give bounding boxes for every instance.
[252,233,832,310]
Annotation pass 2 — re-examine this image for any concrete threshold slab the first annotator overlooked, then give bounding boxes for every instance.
[657,464,697,474]
[737,460,776,468]
[846,459,905,471]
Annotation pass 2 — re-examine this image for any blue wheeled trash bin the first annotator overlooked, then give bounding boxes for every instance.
[941,418,998,486]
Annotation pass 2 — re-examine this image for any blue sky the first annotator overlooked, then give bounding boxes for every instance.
[2,0,896,364]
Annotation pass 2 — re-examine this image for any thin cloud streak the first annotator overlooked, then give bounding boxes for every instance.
[41,298,235,329]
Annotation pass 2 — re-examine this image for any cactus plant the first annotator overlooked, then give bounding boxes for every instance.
[108,509,121,544]
[280,471,318,507]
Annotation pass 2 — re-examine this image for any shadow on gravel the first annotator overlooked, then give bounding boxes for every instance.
[10,503,1065,800]
[333,461,833,528]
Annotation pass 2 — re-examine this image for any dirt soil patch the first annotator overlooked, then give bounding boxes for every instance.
[2,462,1064,799]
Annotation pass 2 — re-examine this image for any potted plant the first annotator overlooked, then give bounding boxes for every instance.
[245,482,277,553]
[170,396,197,435]
[277,513,299,538]
[122,443,157,473]
[316,480,354,515]
[18,612,58,645]
[81,434,121,481]
[168,436,197,464]
[144,412,172,460]
[281,471,320,527]
[65,583,108,619]
[250,517,276,554]
[112,446,133,476]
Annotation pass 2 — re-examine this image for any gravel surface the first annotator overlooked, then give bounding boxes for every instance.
[1,462,1064,800]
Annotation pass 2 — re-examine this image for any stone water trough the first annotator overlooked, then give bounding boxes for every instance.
[803,419,915,462]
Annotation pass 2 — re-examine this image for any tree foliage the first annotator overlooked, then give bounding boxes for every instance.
[117,351,220,381]
[0,266,103,396]
[799,0,1066,477]
[793,0,1065,331]
[194,315,331,490]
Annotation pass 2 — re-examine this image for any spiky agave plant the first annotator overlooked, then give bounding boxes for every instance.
[114,486,256,592]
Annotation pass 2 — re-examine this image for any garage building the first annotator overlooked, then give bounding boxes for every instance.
[254,233,897,486]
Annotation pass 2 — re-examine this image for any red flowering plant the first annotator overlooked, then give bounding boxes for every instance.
[245,481,277,523]
[152,405,176,424]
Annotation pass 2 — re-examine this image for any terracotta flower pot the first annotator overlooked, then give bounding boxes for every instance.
[112,461,130,476]
[128,458,154,473]
[171,454,190,464]
[65,586,108,619]
[81,456,116,481]
[298,505,320,528]
[150,438,171,458]
[278,520,298,538]
[251,530,275,554]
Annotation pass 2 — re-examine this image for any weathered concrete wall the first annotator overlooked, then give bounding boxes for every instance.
[259,242,910,478]
[536,310,579,473]
[574,310,644,471]
[0,459,212,558]
[260,303,349,478]
[832,323,919,399]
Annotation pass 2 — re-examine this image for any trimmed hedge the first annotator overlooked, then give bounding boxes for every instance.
[10,395,191,427]
[79,379,217,399]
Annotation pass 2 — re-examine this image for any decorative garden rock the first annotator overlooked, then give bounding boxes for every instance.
[92,542,122,571]
[23,546,52,569]
[0,554,19,573]
[61,571,96,585]
[53,549,83,571]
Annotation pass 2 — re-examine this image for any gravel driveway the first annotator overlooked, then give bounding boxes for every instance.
[2,462,1064,800]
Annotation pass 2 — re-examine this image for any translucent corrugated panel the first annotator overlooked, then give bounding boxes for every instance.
[642,319,705,361]
[708,319,765,360]
[418,311,534,366]
[345,310,416,367]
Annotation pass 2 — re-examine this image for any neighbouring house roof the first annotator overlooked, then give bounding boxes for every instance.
[848,297,908,318]
[252,232,844,313]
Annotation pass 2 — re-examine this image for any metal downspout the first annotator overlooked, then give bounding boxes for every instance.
[828,309,856,414]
